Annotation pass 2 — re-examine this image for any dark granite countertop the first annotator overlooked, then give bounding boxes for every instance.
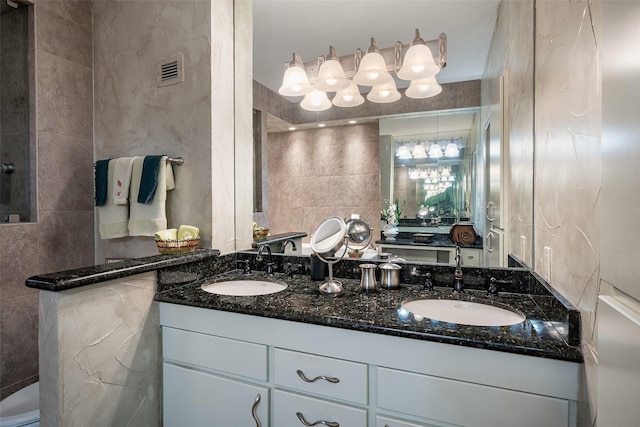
[25,249,220,291]
[155,266,583,363]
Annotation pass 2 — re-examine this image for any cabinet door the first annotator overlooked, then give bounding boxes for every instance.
[273,389,367,426]
[164,362,268,427]
[377,367,570,427]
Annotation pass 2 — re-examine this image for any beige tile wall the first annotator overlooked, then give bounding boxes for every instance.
[266,123,381,242]
[0,1,94,399]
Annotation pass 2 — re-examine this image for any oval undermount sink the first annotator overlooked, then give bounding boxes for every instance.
[201,280,287,296]
[401,299,525,327]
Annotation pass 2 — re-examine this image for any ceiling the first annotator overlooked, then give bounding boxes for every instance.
[252,0,500,134]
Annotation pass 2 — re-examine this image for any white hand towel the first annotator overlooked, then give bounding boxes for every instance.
[128,156,175,236]
[98,160,129,239]
[112,156,135,204]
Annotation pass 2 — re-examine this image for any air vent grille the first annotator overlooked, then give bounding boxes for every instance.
[156,54,184,87]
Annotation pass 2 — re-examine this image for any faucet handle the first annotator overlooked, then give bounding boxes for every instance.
[285,262,294,278]
[422,272,433,290]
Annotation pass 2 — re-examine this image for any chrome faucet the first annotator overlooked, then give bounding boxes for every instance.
[283,239,297,253]
[453,244,464,292]
[256,244,274,275]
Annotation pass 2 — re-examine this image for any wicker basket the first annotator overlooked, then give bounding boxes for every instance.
[156,238,200,254]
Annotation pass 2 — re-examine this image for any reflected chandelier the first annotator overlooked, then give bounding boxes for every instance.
[278,30,447,112]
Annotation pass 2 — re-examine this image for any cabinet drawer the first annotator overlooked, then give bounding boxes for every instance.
[163,326,267,381]
[274,348,368,404]
[377,367,571,427]
[274,389,367,426]
[460,248,482,266]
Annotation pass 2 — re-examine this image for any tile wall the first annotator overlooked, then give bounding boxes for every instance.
[0,1,94,400]
[266,123,382,242]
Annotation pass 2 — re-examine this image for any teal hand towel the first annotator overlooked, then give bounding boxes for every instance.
[94,159,110,207]
[137,155,164,204]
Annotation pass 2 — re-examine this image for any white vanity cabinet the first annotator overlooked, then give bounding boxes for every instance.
[162,327,269,426]
[160,303,579,427]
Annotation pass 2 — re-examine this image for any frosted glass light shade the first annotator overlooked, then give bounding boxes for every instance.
[428,142,443,159]
[396,143,412,159]
[405,76,443,99]
[279,66,313,96]
[300,89,332,111]
[333,81,365,107]
[444,142,460,157]
[314,60,349,92]
[367,82,401,103]
[397,43,440,80]
[411,142,428,159]
[353,52,393,86]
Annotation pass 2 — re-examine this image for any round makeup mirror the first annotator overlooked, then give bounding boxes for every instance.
[345,217,372,249]
[310,215,372,295]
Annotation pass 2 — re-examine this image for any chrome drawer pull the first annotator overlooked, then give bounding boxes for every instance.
[296,369,340,384]
[296,411,339,427]
[251,393,262,427]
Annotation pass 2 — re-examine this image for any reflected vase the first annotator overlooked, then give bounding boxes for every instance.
[383,223,399,240]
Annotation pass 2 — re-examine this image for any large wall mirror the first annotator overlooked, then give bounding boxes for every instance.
[250,0,534,268]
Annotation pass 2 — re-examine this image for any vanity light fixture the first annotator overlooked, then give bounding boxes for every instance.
[333,81,365,107]
[278,53,313,96]
[428,140,444,158]
[397,29,441,80]
[279,31,446,111]
[353,38,394,87]
[411,141,428,159]
[301,89,332,111]
[348,120,358,124]
[367,81,401,103]
[288,126,296,131]
[317,123,326,128]
[444,139,461,157]
[314,46,350,92]
[405,75,443,99]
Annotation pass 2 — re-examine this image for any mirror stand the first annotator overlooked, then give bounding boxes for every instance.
[316,248,345,295]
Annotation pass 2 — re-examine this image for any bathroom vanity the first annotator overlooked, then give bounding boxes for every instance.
[27,249,582,427]
[156,261,581,427]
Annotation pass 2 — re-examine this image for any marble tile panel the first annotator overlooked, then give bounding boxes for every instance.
[37,131,93,212]
[36,0,92,31]
[0,294,39,397]
[0,222,40,300]
[37,210,94,275]
[36,50,93,140]
[36,6,92,68]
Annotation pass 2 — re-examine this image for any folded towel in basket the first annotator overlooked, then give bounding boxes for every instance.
[129,156,175,236]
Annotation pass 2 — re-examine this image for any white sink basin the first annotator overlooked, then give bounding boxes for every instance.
[401,299,525,326]
[201,280,287,296]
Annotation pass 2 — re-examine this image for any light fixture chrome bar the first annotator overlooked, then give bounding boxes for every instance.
[289,33,446,84]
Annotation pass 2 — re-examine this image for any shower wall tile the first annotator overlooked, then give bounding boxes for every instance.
[0,293,39,400]
[37,210,94,274]
[267,123,381,241]
[35,6,91,68]
[37,131,93,212]
[1,0,94,400]
[36,0,92,31]
[0,223,39,300]
[36,50,92,140]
